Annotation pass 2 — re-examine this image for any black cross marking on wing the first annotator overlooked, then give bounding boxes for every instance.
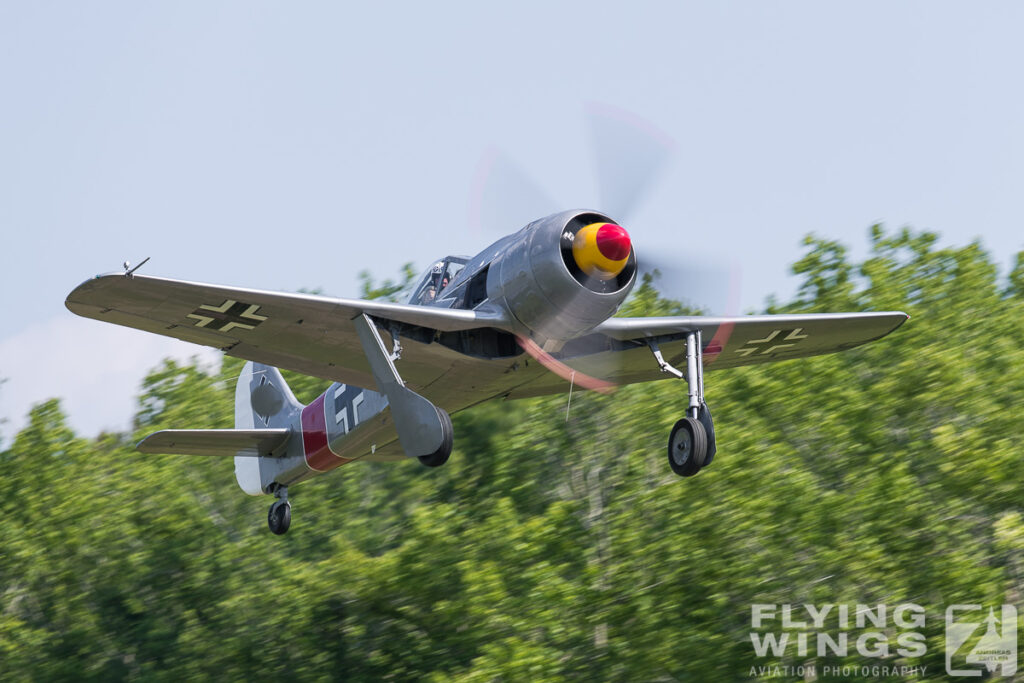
[735,328,808,357]
[186,299,268,332]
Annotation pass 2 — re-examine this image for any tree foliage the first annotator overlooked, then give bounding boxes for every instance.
[1,227,1022,681]
[358,262,418,303]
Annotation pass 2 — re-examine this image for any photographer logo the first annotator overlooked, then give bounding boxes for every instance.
[946,605,1017,677]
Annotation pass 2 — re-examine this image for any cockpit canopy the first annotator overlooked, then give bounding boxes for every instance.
[407,256,469,305]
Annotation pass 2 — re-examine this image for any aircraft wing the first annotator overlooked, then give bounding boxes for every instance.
[67,273,907,405]
[66,273,507,392]
[506,311,908,398]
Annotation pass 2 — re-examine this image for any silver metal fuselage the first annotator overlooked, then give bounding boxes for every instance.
[257,210,638,489]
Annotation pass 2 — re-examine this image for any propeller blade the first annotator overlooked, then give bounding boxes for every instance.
[586,102,676,223]
[637,253,743,316]
[515,335,616,395]
[468,147,559,236]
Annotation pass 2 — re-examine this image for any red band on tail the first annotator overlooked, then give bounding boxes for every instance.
[302,393,353,472]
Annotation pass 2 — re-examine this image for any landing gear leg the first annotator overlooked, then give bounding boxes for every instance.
[268,486,291,535]
[652,330,716,477]
[353,314,454,465]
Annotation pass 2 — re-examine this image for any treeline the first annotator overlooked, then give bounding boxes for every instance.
[1,227,1022,681]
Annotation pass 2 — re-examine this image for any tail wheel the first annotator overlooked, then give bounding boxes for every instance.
[667,417,708,477]
[418,407,454,468]
[268,500,291,535]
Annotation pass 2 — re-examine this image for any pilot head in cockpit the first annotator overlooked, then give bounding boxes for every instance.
[423,262,445,303]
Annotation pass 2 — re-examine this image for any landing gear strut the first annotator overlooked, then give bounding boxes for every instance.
[268,486,291,535]
[651,330,717,477]
[353,314,455,466]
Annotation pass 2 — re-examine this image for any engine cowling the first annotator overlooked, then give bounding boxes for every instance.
[488,210,637,346]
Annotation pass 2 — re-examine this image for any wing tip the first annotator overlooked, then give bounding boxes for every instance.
[136,431,168,454]
[65,272,123,309]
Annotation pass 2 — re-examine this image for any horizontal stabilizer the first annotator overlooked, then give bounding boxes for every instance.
[137,429,291,457]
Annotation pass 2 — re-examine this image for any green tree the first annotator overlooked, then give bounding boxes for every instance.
[359,262,418,302]
[1,228,1021,680]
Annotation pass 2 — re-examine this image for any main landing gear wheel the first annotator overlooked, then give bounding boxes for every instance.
[268,499,291,535]
[418,407,454,468]
[668,416,708,477]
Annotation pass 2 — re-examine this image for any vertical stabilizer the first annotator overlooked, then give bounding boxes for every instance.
[234,362,302,495]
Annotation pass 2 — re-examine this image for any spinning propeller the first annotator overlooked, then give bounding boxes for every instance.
[469,103,741,391]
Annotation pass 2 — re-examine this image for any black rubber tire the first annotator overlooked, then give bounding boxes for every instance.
[418,407,454,468]
[697,403,717,467]
[667,417,708,477]
[268,500,291,535]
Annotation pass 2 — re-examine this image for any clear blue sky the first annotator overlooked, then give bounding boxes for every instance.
[2,1,1022,439]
